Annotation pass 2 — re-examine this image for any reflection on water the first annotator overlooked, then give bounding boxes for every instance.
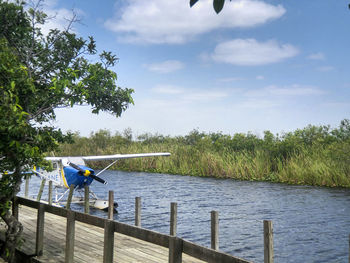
[22,171,350,262]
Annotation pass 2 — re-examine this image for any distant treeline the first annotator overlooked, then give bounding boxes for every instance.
[55,120,350,188]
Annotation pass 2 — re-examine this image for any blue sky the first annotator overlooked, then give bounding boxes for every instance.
[42,0,350,137]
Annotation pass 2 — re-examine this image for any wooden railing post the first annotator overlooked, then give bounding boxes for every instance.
[108,190,114,220]
[37,179,46,201]
[264,220,274,263]
[65,210,75,263]
[48,180,53,205]
[211,211,219,250]
[12,196,19,221]
[36,203,45,256]
[135,197,141,227]
[170,202,177,236]
[24,175,29,198]
[84,185,90,214]
[103,220,115,263]
[169,236,183,263]
[66,184,75,210]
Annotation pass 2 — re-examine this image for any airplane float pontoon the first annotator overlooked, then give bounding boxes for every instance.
[31,153,171,211]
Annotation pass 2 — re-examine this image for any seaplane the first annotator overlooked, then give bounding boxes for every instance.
[31,152,170,211]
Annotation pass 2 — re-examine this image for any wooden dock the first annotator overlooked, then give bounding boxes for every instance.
[7,206,203,263]
[0,197,252,263]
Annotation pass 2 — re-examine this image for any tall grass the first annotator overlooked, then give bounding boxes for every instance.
[55,120,350,188]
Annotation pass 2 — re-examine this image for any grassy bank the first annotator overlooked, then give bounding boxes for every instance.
[55,120,350,188]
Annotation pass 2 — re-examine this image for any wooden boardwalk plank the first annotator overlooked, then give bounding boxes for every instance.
[12,206,205,263]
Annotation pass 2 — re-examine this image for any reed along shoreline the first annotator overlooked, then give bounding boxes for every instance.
[56,120,350,188]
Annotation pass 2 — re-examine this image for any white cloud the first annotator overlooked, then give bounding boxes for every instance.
[245,84,325,97]
[239,98,280,109]
[145,60,184,73]
[317,66,335,72]
[256,75,265,80]
[104,0,285,44]
[152,84,228,102]
[218,77,245,82]
[211,39,299,66]
[183,91,228,102]
[267,85,325,96]
[152,85,184,94]
[307,52,325,60]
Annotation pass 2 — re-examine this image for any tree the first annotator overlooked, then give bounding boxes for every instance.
[0,0,134,261]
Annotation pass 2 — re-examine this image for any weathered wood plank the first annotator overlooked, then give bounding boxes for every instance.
[264,220,273,263]
[211,210,219,251]
[74,210,105,228]
[37,179,46,202]
[66,184,75,210]
[45,205,68,217]
[36,203,45,256]
[103,220,114,263]
[114,220,170,248]
[84,185,90,214]
[12,206,206,263]
[108,191,114,220]
[170,202,177,236]
[135,197,141,227]
[169,236,183,263]
[24,176,29,198]
[182,240,252,263]
[48,181,53,206]
[18,196,40,209]
[65,210,75,263]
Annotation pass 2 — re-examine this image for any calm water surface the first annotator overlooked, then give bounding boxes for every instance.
[24,171,350,262]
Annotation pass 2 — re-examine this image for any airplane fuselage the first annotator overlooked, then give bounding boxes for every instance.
[63,165,94,189]
[35,158,95,189]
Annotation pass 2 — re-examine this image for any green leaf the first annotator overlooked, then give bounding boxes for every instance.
[213,0,225,14]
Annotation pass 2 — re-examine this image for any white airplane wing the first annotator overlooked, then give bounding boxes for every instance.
[45,153,171,162]
[45,157,64,162]
[82,152,171,161]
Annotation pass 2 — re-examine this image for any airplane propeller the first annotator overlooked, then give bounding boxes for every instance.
[68,162,107,185]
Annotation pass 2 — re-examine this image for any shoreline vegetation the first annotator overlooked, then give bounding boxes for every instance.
[55,120,350,188]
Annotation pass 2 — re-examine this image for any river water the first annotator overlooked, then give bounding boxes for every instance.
[23,171,350,262]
